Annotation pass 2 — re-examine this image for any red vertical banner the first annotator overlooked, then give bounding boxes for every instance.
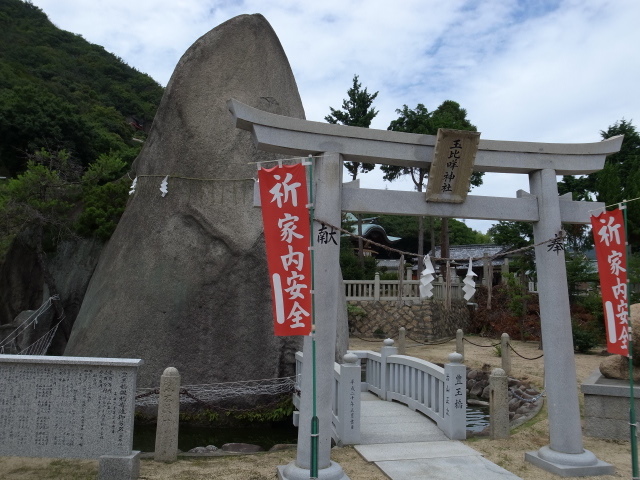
[591,209,629,356]
[258,163,312,336]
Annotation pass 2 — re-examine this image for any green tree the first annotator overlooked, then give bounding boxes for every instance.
[558,119,640,246]
[326,74,379,269]
[373,214,489,257]
[325,75,378,180]
[380,101,483,266]
[488,221,535,277]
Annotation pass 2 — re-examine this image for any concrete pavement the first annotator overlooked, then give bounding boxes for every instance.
[353,392,522,480]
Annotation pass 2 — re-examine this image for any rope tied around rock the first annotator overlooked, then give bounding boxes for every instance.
[135,376,297,408]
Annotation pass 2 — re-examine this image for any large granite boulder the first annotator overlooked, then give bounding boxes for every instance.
[599,303,640,380]
[66,14,347,388]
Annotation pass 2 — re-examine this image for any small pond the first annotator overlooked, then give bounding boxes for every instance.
[133,423,298,453]
[466,403,490,433]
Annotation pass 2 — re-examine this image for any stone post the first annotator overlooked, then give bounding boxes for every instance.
[336,353,361,445]
[279,152,349,480]
[501,333,511,376]
[374,272,380,301]
[456,329,464,362]
[398,327,406,356]
[154,367,180,462]
[443,353,466,440]
[524,168,612,476]
[482,253,490,286]
[490,368,509,440]
[380,339,398,401]
[501,257,510,283]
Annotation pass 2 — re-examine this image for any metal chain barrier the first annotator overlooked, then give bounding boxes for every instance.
[508,342,544,360]
[405,335,456,346]
[462,337,501,348]
[509,388,545,403]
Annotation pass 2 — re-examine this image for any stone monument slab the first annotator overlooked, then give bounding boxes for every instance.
[0,355,142,459]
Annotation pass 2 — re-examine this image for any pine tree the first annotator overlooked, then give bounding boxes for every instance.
[325,75,378,180]
[326,75,379,269]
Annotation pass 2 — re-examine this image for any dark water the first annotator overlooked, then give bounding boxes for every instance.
[133,423,298,453]
[135,405,489,452]
[466,404,490,432]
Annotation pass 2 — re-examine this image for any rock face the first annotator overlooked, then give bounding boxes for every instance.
[599,303,640,380]
[0,231,102,355]
[66,14,339,388]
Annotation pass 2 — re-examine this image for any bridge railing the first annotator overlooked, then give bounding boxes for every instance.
[344,273,463,301]
[293,339,466,445]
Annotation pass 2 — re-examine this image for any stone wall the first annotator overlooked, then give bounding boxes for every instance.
[347,299,469,340]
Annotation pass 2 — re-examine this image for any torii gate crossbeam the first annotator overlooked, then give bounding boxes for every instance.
[230,99,619,478]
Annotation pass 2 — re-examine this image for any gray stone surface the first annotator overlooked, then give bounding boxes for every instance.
[528,169,588,459]
[277,461,350,480]
[582,369,640,440]
[525,449,614,477]
[599,353,640,381]
[0,234,102,355]
[99,451,140,480]
[221,443,264,453]
[358,392,449,445]
[490,368,509,439]
[0,355,141,459]
[154,367,180,462]
[65,14,316,389]
[375,456,521,480]
[352,391,524,480]
[355,441,480,462]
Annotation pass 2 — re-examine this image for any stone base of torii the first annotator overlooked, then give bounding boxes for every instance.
[229,99,622,478]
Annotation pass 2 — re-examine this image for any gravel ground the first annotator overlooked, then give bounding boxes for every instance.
[0,336,632,479]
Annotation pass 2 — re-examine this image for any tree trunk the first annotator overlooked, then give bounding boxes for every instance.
[357,214,365,270]
[417,216,424,272]
[430,217,436,259]
[440,217,450,260]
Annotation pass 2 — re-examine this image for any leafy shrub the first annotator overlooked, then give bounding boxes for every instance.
[572,318,603,353]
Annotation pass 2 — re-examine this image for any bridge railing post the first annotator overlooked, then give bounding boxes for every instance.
[336,353,361,445]
[456,329,464,362]
[501,333,511,376]
[443,352,466,440]
[380,338,397,401]
[398,327,406,356]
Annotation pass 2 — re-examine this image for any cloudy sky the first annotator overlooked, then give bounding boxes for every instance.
[29,0,640,233]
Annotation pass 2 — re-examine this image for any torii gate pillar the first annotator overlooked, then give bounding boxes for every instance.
[278,152,349,480]
[524,168,613,476]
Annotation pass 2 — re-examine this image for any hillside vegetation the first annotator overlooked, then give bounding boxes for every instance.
[0,0,164,255]
[0,0,163,175]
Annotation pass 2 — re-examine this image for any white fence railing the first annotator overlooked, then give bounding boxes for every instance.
[344,272,464,301]
[293,339,466,445]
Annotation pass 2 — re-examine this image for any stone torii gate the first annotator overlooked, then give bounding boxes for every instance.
[228,98,622,479]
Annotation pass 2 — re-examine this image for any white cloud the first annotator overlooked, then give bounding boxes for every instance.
[28,0,640,232]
